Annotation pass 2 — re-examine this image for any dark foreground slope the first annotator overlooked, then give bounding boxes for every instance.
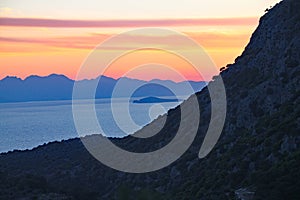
[1,0,300,199]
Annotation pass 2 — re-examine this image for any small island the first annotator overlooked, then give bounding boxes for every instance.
[133,96,179,104]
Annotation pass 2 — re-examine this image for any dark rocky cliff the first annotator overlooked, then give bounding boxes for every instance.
[1,0,300,199]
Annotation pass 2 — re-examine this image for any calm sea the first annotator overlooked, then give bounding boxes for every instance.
[0,98,181,153]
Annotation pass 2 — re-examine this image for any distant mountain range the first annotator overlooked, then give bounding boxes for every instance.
[0,74,206,103]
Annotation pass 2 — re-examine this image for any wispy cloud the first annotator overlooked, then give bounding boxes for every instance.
[0,35,109,50]
[0,17,258,28]
[0,30,251,52]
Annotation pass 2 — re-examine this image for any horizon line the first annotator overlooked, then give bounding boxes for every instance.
[1,73,207,83]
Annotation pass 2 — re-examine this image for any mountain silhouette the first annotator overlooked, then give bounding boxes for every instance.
[0,0,300,199]
[0,74,206,103]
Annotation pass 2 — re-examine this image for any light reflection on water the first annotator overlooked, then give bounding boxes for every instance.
[0,97,182,153]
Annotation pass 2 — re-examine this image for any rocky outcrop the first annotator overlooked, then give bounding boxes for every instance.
[235,188,255,200]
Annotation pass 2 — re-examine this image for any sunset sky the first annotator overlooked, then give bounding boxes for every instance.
[0,0,281,81]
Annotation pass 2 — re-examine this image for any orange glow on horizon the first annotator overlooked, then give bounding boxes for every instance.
[101,49,205,81]
[0,18,257,81]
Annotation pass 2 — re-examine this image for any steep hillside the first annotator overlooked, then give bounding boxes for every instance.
[0,0,299,199]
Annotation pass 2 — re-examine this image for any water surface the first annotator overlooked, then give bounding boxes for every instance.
[0,98,181,153]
